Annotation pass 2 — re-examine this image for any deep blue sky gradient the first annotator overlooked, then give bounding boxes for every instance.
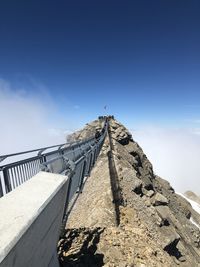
[0,0,200,128]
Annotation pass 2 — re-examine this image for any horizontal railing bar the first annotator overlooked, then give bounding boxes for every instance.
[0,136,95,166]
[74,155,85,166]
[0,140,96,171]
[0,144,65,160]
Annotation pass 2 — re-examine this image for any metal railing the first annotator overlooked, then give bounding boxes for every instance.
[0,119,108,198]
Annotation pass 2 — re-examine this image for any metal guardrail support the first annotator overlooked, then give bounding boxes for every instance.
[0,118,108,198]
[0,176,3,197]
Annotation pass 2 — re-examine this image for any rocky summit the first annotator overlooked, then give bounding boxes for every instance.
[58,117,200,267]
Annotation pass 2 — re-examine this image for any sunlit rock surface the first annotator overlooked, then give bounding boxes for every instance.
[58,117,200,267]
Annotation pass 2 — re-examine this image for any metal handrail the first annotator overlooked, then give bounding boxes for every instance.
[0,137,94,164]
[0,118,108,198]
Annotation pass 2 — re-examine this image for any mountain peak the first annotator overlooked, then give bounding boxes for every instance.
[59,117,200,266]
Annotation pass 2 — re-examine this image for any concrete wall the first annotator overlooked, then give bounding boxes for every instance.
[0,171,69,267]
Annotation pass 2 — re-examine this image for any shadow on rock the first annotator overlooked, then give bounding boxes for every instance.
[58,228,104,267]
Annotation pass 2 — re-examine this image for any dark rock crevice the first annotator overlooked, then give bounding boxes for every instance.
[132,183,143,196]
[107,124,124,225]
[164,239,182,260]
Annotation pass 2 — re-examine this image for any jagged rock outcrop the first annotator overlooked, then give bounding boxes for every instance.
[58,117,200,267]
[67,119,104,142]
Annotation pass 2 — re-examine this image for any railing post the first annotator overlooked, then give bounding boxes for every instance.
[3,168,12,193]
[0,174,3,197]
[78,160,86,193]
[87,153,91,176]
[93,148,97,165]
[59,160,75,236]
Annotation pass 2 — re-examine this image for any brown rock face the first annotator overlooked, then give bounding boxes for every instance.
[58,117,200,267]
[66,119,104,142]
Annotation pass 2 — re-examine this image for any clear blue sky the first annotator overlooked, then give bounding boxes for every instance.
[0,0,200,128]
[1,1,200,194]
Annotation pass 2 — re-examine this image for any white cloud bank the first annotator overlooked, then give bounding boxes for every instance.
[132,126,200,195]
[2,77,200,196]
[0,78,69,156]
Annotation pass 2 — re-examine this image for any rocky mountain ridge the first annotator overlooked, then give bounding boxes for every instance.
[184,191,200,206]
[59,117,200,267]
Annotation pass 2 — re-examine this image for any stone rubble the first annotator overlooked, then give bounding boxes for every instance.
[58,117,200,267]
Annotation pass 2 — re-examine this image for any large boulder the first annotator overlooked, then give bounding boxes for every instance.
[152,193,169,206]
